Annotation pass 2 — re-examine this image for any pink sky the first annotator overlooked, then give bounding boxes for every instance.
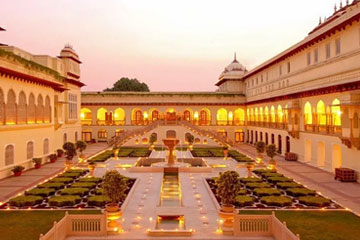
[1,0,337,91]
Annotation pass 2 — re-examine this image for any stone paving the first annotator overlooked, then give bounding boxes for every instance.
[68,152,273,240]
[234,144,360,215]
[0,143,108,203]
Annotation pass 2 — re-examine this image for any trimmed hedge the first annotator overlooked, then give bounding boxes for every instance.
[235,195,254,207]
[228,150,254,162]
[95,188,104,195]
[9,195,43,207]
[37,182,65,190]
[261,173,284,179]
[236,189,248,195]
[260,196,292,207]
[50,177,73,184]
[48,195,81,207]
[66,169,87,174]
[253,188,281,197]
[78,177,102,183]
[245,182,271,189]
[90,150,113,162]
[276,182,303,189]
[286,188,316,197]
[87,195,111,207]
[60,188,89,196]
[253,169,277,176]
[267,177,293,183]
[58,173,81,179]
[298,196,331,207]
[70,182,97,189]
[240,177,262,183]
[25,188,55,197]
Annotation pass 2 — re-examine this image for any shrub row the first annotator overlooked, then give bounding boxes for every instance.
[90,150,114,162]
[228,150,253,162]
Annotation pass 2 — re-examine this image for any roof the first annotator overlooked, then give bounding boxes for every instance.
[243,1,360,79]
[82,91,242,97]
[0,27,5,31]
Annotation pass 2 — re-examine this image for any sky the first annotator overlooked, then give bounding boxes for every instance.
[0,0,339,92]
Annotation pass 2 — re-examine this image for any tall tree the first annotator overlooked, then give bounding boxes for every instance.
[104,77,150,92]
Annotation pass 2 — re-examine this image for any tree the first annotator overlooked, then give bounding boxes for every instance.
[266,144,277,170]
[216,171,241,206]
[63,142,77,160]
[76,140,87,157]
[103,170,127,206]
[104,77,150,92]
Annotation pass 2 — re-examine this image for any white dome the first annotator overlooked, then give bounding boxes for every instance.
[219,53,247,80]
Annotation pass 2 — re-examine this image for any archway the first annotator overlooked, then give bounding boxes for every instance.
[317,100,326,126]
[81,108,92,125]
[97,108,107,125]
[286,136,290,153]
[166,108,176,121]
[234,108,245,125]
[18,91,27,124]
[132,108,143,125]
[6,89,16,125]
[332,144,342,172]
[270,106,276,123]
[277,105,283,123]
[184,109,191,121]
[278,135,282,154]
[305,140,312,163]
[331,99,341,132]
[317,141,325,167]
[200,108,211,125]
[264,107,269,122]
[304,102,312,125]
[0,88,4,125]
[114,108,125,125]
[217,108,228,125]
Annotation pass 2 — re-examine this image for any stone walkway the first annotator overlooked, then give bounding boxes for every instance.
[235,144,360,215]
[0,143,108,203]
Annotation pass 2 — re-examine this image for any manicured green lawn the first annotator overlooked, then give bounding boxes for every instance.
[0,210,101,240]
[239,210,360,240]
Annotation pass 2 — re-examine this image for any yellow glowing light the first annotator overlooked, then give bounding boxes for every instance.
[194,111,199,120]
[143,111,149,119]
[80,112,85,119]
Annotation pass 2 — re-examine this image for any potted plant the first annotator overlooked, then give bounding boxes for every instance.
[223,146,229,160]
[32,158,42,169]
[88,160,96,177]
[255,141,266,164]
[186,134,195,150]
[63,142,77,170]
[103,170,127,212]
[216,171,241,229]
[57,149,64,158]
[12,165,25,176]
[266,144,277,170]
[246,161,254,177]
[49,153,57,163]
[76,140,87,158]
[149,133,157,150]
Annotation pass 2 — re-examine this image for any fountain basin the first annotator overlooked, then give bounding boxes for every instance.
[147,215,193,237]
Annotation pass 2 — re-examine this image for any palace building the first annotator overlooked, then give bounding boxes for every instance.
[1,1,360,179]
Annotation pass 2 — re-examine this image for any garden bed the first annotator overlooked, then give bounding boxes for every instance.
[88,150,114,162]
[190,148,254,162]
[117,147,152,157]
[2,169,136,210]
[206,168,342,210]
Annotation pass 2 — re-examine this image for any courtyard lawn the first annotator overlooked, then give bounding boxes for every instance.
[0,210,101,240]
[239,210,360,240]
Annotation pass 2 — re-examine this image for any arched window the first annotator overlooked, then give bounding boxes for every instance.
[5,145,14,166]
[44,96,51,123]
[250,108,254,122]
[28,93,36,124]
[331,99,341,126]
[151,110,159,121]
[6,89,16,125]
[0,88,4,125]
[246,109,250,121]
[217,108,228,125]
[200,108,210,125]
[114,108,125,125]
[270,106,276,123]
[27,141,34,159]
[18,91,27,124]
[43,138,49,155]
[135,110,143,124]
[277,105,283,123]
[234,108,245,125]
[284,104,289,123]
[317,100,326,125]
[184,110,191,121]
[264,107,269,122]
[255,108,259,122]
[97,108,107,124]
[259,107,264,122]
[36,94,44,123]
[80,108,92,125]
[304,102,312,124]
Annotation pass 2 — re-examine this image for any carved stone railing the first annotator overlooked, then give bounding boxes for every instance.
[233,212,300,240]
[39,212,106,240]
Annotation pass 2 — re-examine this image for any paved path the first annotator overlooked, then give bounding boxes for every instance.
[0,143,108,203]
[235,144,360,215]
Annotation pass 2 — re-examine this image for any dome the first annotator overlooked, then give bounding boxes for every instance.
[59,44,81,63]
[219,53,247,79]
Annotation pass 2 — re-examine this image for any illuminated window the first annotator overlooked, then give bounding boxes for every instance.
[255,108,259,122]
[259,107,264,122]
[264,107,269,122]
[6,89,16,125]
[331,98,341,126]
[277,105,283,123]
[114,108,125,124]
[81,108,92,124]
[18,91,27,124]
[28,93,36,124]
[317,100,326,125]
[97,108,107,121]
[217,108,228,125]
[270,106,276,123]
[304,102,312,124]
[234,108,245,125]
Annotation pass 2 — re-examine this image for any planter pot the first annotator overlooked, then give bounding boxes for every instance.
[65,159,73,170]
[57,153,63,158]
[50,159,56,163]
[35,164,41,169]
[219,204,235,230]
[220,204,235,213]
[246,164,254,177]
[88,164,96,177]
[14,171,22,176]
[223,150,229,160]
[106,203,120,213]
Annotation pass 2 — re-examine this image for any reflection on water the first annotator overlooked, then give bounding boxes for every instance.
[159,172,181,207]
[156,215,185,230]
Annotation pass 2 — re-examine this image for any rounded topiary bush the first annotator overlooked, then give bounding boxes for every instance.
[48,195,81,207]
[298,196,331,207]
[253,188,281,197]
[260,196,292,207]
[87,195,111,207]
[286,188,316,197]
[25,188,55,197]
[9,195,43,207]
[37,182,65,190]
[245,182,271,189]
[235,195,254,207]
[276,182,302,189]
[60,188,89,196]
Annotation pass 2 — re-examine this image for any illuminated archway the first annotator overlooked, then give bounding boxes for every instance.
[284,104,288,123]
[331,99,341,126]
[304,102,312,124]
[183,109,192,121]
[277,105,283,123]
[114,108,125,125]
[234,108,245,125]
[270,106,275,123]
[199,108,211,125]
[255,108,259,122]
[317,100,326,125]
[132,108,143,125]
[259,107,264,122]
[264,107,269,122]
[217,108,228,125]
[97,108,107,124]
[166,108,176,121]
[150,109,159,121]
[81,108,92,125]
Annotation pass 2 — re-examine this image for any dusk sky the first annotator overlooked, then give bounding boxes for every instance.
[1,0,337,92]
